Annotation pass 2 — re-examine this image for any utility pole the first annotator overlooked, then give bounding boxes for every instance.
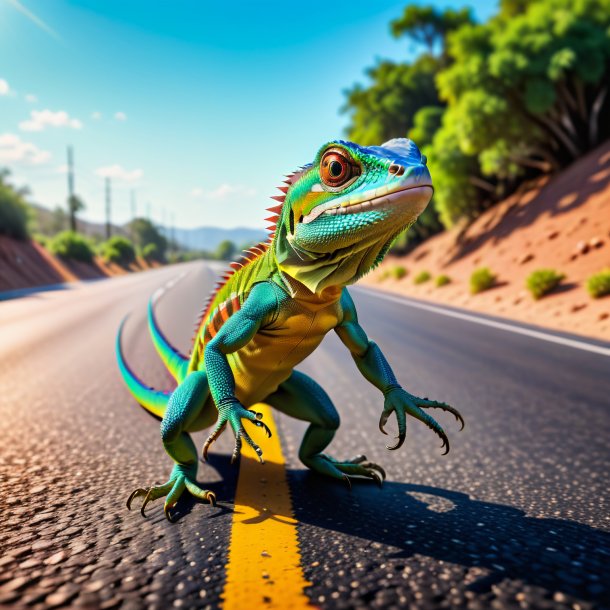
[105,177,112,240]
[171,212,176,254]
[67,146,76,232]
[130,189,136,220]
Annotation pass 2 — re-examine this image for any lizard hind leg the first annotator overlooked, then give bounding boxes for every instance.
[265,370,385,487]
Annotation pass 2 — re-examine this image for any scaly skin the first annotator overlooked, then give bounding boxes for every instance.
[117,138,465,522]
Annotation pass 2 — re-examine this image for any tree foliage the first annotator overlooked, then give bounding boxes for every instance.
[101,236,136,266]
[127,217,167,262]
[0,169,31,240]
[343,0,610,231]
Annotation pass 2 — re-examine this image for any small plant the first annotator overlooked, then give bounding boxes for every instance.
[470,267,496,294]
[101,236,136,266]
[526,268,565,300]
[378,269,390,281]
[586,269,610,299]
[435,274,451,287]
[414,270,431,285]
[32,233,48,247]
[391,265,407,280]
[49,231,94,264]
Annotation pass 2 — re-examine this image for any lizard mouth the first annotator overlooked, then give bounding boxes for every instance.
[301,184,433,224]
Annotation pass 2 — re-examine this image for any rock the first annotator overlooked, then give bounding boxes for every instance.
[575,241,589,255]
[547,230,559,240]
[589,236,604,249]
[517,253,534,265]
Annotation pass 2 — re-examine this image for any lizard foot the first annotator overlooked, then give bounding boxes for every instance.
[126,464,216,523]
[306,453,386,488]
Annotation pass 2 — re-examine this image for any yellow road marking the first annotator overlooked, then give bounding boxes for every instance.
[221,404,312,609]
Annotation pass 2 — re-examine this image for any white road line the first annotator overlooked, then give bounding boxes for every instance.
[355,287,610,358]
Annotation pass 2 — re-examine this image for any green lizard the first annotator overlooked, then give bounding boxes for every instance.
[117,138,464,522]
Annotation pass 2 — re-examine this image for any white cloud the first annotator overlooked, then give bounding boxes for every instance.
[195,184,257,200]
[25,93,38,103]
[114,111,127,121]
[0,133,51,165]
[95,164,143,183]
[19,109,82,132]
[91,111,102,120]
[0,79,10,96]
[55,164,68,174]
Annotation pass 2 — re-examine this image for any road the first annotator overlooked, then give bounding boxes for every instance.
[1,260,609,610]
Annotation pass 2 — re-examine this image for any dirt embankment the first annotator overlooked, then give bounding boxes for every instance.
[0,237,158,293]
[364,142,610,341]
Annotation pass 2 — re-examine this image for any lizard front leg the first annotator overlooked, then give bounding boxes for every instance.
[201,281,282,462]
[127,371,217,522]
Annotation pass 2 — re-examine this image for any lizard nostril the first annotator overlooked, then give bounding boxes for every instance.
[396,166,405,176]
[388,163,401,175]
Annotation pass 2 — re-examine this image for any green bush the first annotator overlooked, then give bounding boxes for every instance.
[101,236,136,266]
[586,269,610,299]
[391,265,407,280]
[435,274,451,287]
[414,270,431,285]
[526,269,565,300]
[142,242,162,262]
[0,170,30,240]
[470,267,495,294]
[49,231,94,264]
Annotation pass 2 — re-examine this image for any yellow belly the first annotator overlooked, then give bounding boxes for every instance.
[229,288,342,405]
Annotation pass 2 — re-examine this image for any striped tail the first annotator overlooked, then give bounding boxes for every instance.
[116,318,170,420]
[148,298,189,384]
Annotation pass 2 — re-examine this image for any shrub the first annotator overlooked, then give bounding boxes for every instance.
[526,269,565,300]
[49,231,94,263]
[435,274,451,287]
[414,270,431,285]
[101,236,136,266]
[586,269,610,299]
[391,265,407,280]
[142,242,162,262]
[470,267,495,294]
[0,170,30,240]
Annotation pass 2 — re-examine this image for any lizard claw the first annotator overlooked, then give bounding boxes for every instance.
[126,488,148,510]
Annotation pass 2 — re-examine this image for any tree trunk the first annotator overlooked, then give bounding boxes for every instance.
[468,175,495,192]
[589,85,608,146]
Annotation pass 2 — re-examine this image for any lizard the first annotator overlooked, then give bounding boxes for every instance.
[116,137,465,522]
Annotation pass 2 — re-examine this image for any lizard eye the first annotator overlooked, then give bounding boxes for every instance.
[320,149,360,188]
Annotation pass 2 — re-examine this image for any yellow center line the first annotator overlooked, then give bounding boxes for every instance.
[221,404,313,609]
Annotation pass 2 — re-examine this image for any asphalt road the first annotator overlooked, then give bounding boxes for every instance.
[1,260,609,610]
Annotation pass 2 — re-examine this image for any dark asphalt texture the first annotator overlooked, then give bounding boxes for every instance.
[0,260,609,610]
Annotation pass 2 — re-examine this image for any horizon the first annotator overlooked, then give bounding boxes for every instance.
[1,0,495,230]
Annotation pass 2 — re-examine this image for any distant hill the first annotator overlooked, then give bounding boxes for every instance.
[29,204,267,251]
[169,227,267,251]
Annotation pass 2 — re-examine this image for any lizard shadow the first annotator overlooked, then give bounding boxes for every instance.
[287,471,610,606]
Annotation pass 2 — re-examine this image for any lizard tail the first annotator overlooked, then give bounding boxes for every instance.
[116,317,170,420]
[148,298,189,384]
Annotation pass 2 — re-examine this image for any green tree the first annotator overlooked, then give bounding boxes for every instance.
[215,239,236,261]
[128,217,167,262]
[430,0,610,225]
[101,236,136,266]
[0,169,31,240]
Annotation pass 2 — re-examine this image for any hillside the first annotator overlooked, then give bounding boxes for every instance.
[364,142,610,341]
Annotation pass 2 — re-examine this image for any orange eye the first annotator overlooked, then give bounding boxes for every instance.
[320,149,359,188]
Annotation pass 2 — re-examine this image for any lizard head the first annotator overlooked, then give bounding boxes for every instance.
[272,138,433,294]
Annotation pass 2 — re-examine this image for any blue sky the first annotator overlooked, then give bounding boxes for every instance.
[0,0,495,230]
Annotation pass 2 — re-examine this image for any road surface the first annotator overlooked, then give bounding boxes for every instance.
[1,260,609,610]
